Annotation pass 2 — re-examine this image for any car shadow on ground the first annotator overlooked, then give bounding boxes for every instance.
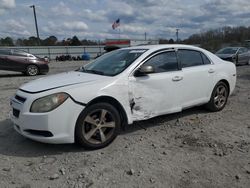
[122,106,209,135]
[0,106,208,157]
[0,73,25,78]
[0,119,81,157]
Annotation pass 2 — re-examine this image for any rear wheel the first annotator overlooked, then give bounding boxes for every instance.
[26,65,39,76]
[205,81,229,112]
[75,103,121,149]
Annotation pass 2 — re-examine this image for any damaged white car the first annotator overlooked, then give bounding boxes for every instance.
[10,45,236,149]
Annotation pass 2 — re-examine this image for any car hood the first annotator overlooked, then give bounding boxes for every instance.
[216,54,234,59]
[20,71,108,93]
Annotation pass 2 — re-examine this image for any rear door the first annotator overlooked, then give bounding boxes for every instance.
[128,50,184,120]
[177,49,215,109]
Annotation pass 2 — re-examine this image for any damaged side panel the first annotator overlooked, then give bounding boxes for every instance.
[128,73,183,121]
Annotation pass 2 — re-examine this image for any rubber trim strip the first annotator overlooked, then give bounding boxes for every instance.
[69,96,87,106]
[20,88,87,107]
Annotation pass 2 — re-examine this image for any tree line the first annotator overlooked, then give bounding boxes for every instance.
[158,26,250,51]
[183,26,250,51]
[1,26,250,51]
[0,35,101,46]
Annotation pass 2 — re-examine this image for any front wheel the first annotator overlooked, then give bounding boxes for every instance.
[26,64,39,76]
[75,103,121,149]
[205,81,229,112]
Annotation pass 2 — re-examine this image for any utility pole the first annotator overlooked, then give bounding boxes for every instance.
[30,5,40,45]
[176,28,179,42]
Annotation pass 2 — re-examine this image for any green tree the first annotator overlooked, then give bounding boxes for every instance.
[0,37,14,46]
[70,36,81,46]
[168,38,174,44]
[42,36,58,46]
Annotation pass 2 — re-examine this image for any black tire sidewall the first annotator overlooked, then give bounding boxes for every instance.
[75,103,121,149]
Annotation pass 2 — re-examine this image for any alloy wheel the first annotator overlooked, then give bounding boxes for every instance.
[214,85,227,108]
[82,108,116,144]
[27,65,38,76]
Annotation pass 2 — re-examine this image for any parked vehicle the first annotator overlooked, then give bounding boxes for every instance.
[0,49,49,76]
[10,45,236,149]
[215,47,250,65]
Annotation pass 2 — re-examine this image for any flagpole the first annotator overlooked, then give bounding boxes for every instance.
[119,28,120,40]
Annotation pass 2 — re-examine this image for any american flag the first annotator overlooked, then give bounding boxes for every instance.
[112,19,120,30]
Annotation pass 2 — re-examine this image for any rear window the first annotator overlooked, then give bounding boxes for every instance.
[13,50,28,57]
[178,50,203,68]
[201,53,211,65]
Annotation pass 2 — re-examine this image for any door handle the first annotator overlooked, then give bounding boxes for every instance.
[172,76,183,81]
[208,69,215,73]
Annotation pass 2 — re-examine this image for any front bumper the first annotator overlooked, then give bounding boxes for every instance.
[38,63,49,74]
[10,90,83,144]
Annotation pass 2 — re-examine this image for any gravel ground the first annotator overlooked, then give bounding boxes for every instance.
[0,61,250,188]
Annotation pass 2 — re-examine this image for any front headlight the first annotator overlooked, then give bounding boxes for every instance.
[30,92,69,113]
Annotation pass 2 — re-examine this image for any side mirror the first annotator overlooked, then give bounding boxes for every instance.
[134,65,154,77]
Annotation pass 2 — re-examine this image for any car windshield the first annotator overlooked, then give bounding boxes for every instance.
[79,49,146,76]
[216,47,238,54]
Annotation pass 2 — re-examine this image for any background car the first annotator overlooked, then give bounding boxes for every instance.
[215,47,250,65]
[0,49,49,76]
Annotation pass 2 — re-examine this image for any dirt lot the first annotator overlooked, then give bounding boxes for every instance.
[0,61,250,188]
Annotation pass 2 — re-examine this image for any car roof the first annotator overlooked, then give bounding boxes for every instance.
[122,44,204,51]
[222,47,244,49]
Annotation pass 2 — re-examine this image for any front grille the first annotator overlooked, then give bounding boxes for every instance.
[15,95,26,103]
[13,108,20,118]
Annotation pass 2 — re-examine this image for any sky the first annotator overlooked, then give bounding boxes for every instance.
[0,0,250,41]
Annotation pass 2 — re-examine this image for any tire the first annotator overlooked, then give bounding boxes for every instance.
[75,103,121,149]
[205,81,229,112]
[26,64,39,76]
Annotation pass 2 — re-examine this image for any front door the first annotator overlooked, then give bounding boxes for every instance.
[128,50,183,121]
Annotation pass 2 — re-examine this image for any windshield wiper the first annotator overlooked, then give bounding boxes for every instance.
[83,69,104,75]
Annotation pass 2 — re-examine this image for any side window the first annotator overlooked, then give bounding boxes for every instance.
[13,51,28,57]
[201,53,211,65]
[178,50,203,68]
[143,51,178,73]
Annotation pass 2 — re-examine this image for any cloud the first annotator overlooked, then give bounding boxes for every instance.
[0,0,15,15]
[51,1,73,16]
[63,21,88,31]
[0,0,15,9]
[79,9,106,22]
[1,0,250,40]
[41,21,88,38]
[0,19,30,37]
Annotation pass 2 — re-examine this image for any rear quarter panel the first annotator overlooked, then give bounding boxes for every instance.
[214,61,236,96]
[204,50,236,96]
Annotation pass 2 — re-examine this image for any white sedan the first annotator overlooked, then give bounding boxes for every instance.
[10,45,236,149]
